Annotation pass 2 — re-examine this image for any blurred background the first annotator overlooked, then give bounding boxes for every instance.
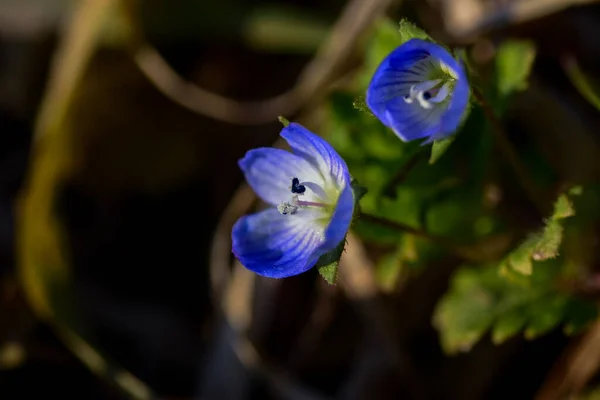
[2,0,600,399]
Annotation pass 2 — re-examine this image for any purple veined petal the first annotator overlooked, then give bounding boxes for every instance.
[280,123,349,189]
[366,39,469,142]
[231,208,328,278]
[319,172,354,253]
[239,147,324,206]
[384,99,446,142]
[440,62,470,136]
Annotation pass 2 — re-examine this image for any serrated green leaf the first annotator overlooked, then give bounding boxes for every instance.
[531,220,563,261]
[315,234,347,285]
[552,194,575,220]
[351,179,368,203]
[507,240,534,275]
[504,191,575,275]
[434,261,594,354]
[492,309,528,344]
[429,137,456,164]
[433,267,497,354]
[352,95,374,117]
[317,262,338,285]
[398,18,430,43]
[496,39,536,97]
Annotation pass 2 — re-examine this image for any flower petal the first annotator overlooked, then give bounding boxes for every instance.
[384,99,446,142]
[319,174,354,253]
[280,123,349,189]
[231,208,327,278]
[439,64,470,138]
[239,148,324,206]
[366,39,469,142]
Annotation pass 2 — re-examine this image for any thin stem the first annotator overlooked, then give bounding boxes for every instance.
[359,213,438,240]
[358,212,513,263]
[472,86,548,215]
[382,148,427,198]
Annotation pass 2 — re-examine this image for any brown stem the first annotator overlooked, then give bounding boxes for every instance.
[472,86,548,215]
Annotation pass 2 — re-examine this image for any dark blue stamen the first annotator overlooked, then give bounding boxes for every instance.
[423,91,432,100]
[291,177,306,194]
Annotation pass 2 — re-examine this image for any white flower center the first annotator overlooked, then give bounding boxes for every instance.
[403,80,452,109]
[277,177,330,215]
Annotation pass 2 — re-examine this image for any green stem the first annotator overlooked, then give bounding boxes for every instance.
[471,86,548,215]
[359,212,513,263]
[381,147,427,198]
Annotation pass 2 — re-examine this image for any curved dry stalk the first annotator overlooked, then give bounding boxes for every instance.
[441,0,600,40]
[535,319,600,400]
[127,0,395,125]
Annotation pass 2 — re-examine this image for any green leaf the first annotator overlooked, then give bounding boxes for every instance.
[435,257,597,354]
[506,239,534,275]
[429,137,456,164]
[524,296,568,339]
[531,220,563,261]
[315,238,345,284]
[569,185,583,196]
[375,251,404,293]
[496,39,536,97]
[433,267,497,354]
[278,116,290,127]
[503,191,576,275]
[492,309,527,344]
[317,262,338,285]
[352,95,374,117]
[398,18,430,43]
[552,194,575,220]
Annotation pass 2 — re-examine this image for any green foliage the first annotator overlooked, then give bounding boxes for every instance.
[323,17,597,357]
[356,18,431,89]
[317,262,338,285]
[352,95,373,117]
[433,188,597,354]
[278,116,290,127]
[433,262,596,354]
[496,40,537,97]
[375,233,421,292]
[429,137,456,164]
[502,193,575,276]
[398,18,430,43]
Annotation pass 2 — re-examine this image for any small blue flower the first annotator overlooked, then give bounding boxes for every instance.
[232,123,354,278]
[366,39,469,143]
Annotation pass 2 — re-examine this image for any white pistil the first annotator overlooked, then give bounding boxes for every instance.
[404,79,440,105]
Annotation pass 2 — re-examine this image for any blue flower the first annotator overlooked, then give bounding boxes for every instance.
[232,123,354,278]
[366,39,469,143]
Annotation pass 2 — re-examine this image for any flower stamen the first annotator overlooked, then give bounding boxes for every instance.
[278,178,329,215]
[405,79,452,110]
